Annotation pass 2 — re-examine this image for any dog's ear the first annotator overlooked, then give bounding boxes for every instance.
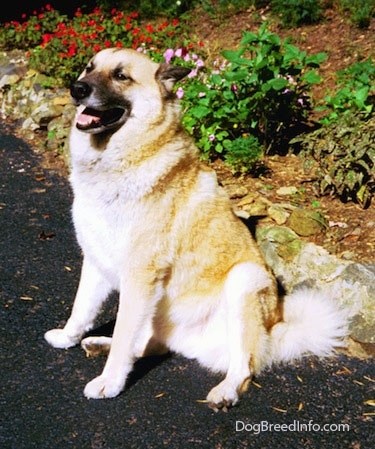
[156,64,191,95]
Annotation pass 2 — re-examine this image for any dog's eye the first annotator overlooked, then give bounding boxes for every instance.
[85,64,94,74]
[113,69,131,81]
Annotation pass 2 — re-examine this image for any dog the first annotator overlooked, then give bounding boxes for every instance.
[44,48,348,411]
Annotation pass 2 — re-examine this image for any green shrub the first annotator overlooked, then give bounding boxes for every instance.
[319,58,375,125]
[223,134,264,173]
[339,0,375,29]
[180,23,326,171]
[296,114,375,208]
[271,0,324,27]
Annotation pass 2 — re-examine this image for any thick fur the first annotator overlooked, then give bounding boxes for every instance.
[44,48,348,410]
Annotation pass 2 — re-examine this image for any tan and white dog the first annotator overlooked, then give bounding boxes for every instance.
[44,48,348,411]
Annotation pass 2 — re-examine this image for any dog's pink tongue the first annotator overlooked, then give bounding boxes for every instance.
[76,108,102,127]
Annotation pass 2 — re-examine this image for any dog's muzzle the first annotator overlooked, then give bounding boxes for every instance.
[70,81,130,134]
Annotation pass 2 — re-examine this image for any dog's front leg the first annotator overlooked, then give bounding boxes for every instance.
[45,257,112,349]
[83,274,162,399]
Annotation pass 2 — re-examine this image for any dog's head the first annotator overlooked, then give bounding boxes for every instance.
[70,48,191,134]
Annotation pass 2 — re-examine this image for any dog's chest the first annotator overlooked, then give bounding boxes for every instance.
[72,184,142,283]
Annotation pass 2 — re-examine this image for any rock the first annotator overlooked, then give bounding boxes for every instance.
[21,117,39,132]
[257,225,299,244]
[0,73,20,88]
[31,101,64,127]
[256,225,375,344]
[340,264,375,343]
[224,184,248,199]
[276,186,298,195]
[257,225,302,262]
[236,192,259,206]
[268,204,290,225]
[236,193,272,216]
[288,208,327,236]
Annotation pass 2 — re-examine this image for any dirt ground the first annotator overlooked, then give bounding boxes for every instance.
[15,3,375,264]
[185,3,375,264]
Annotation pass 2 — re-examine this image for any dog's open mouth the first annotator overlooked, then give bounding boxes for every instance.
[76,107,127,133]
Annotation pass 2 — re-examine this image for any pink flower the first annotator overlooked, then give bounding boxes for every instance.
[163,48,175,64]
[176,87,184,99]
[188,69,198,78]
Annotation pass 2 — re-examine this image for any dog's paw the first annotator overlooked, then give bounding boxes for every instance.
[206,380,239,412]
[44,328,80,349]
[81,336,112,357]
[84,374,125,399]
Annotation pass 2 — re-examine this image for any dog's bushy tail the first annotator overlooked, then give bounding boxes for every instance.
[270,288,349,363]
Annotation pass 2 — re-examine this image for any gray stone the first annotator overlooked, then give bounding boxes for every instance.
[257,225,375,343]
[31,102,64,127]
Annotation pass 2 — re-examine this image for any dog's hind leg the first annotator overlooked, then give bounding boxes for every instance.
[206,262,274,412]
[45,257,112,349]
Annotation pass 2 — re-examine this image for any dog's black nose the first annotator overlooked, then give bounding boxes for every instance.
[70,81,92,100]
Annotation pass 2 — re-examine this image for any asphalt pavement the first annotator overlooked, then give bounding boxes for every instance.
[1,121,374,449]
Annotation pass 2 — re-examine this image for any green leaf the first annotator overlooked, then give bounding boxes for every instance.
[268,77,288,90]
[302,70,322,84]
[283,44,302,63]
[306,52,327,67]
[240,31,258,46]
[224,69,249,82]
[221,49,244,64]
[190,105,211,119]
[354,86,369,107]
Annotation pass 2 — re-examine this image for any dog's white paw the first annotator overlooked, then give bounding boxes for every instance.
[84,374,125,399]
[44,328,80,349]
[206,380,239,412]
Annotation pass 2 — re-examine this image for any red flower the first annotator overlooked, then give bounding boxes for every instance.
[115,41,123,48]
[93,44,101,52]
[145,23,154,33]
[104,40,111,48]
[158,22,168,31]
[67,43,77,57]
[42,33,53,44]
